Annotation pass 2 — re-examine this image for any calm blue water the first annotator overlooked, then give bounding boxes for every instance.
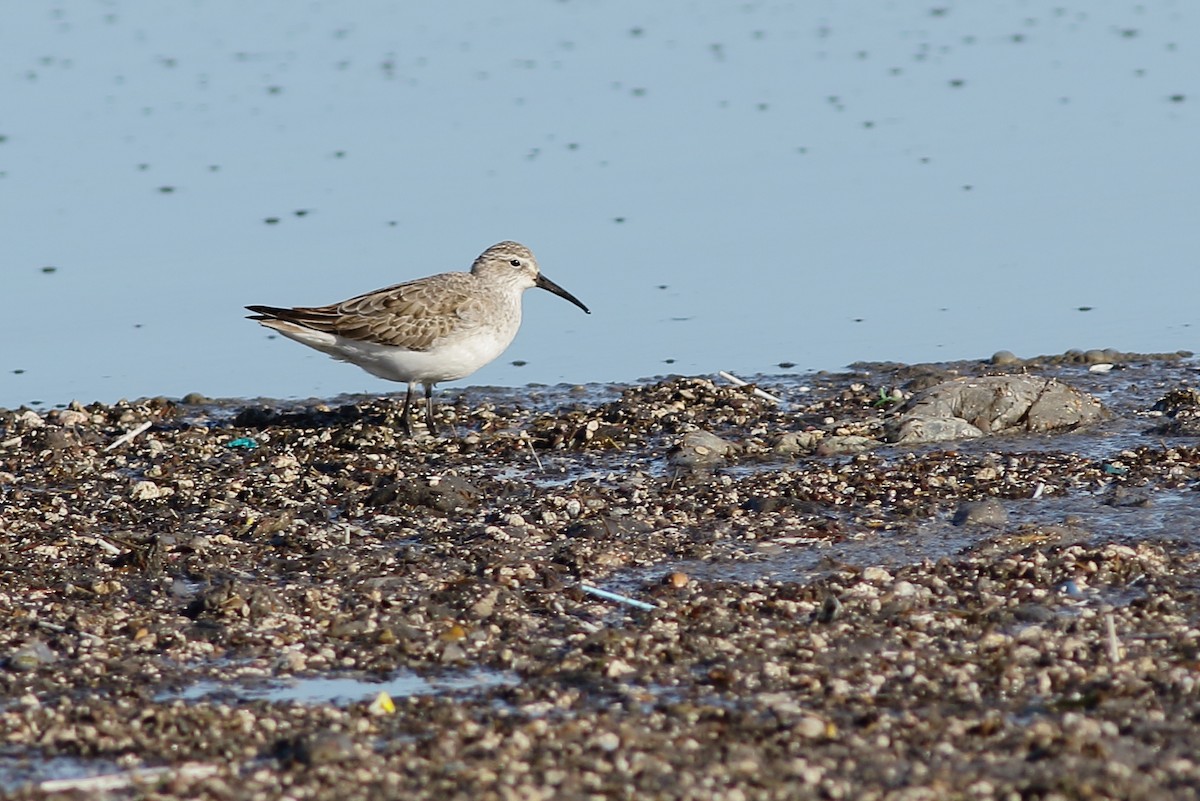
[3,1,1196,408]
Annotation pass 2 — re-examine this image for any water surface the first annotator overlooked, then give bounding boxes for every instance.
[3,1,1196,408]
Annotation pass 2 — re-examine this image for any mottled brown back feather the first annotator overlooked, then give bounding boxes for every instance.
[245,272,483,352]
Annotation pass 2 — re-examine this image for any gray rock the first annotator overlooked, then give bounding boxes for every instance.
[952,498,1009,527]
[884,375,1106,444]
[990,350,1021,366]
[668,429,737,470]
[1084,348,1118,364]
[771,430,821,456]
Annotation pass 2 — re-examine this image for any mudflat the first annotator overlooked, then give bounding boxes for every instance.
[3,352,1200,800]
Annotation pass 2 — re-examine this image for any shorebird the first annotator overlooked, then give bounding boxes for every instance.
[246,241,590,434]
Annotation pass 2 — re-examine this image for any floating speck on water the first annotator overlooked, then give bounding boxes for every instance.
[778,362,795,369]
[41,266,56,274]
[1078,306,1094,312]
[630,87,647,97]
[949,79,965,88]
[664,358,675,364]
[613,217,626,223]
[157,186,175,193]
[334,151,346,158]
[1169,94,1186,103]
[511,360,527,367]
[294,209,310,217]
[267,86,283,94]
[12,369,24,375]
[264,217,280,225]
[209,164,220,172]
[656,285,668,290]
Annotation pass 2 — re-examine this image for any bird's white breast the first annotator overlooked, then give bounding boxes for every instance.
[265,305,522,385]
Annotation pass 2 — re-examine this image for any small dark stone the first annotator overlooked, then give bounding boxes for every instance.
[816,594,842,624]
[277,732,356,766]
[1103,486,1153,508]
[367,476,481,513]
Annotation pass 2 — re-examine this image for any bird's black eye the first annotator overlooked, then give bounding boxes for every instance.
[509,259,522,267]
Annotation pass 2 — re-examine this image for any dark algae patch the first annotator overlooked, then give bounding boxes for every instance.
[2,353,1200,799]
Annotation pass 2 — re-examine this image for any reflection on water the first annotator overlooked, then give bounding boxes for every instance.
[2,2,1197,408]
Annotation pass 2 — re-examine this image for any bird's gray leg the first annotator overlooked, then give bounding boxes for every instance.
[398,383,415,436]
[424,384,437,434]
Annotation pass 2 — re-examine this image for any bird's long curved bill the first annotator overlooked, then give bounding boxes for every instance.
[536,274,591,314]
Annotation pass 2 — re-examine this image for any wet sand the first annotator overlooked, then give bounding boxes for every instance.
[3,353,1200,799]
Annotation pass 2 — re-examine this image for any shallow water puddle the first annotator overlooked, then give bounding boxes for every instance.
[0,672,519,792]
[0,753,123,794]
[625,487,1200,588]
[168,668,518,706]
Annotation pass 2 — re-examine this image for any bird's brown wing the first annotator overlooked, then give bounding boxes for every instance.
[246,272,480,352]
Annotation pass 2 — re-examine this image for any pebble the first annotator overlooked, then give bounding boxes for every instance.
[7,639,56,671]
